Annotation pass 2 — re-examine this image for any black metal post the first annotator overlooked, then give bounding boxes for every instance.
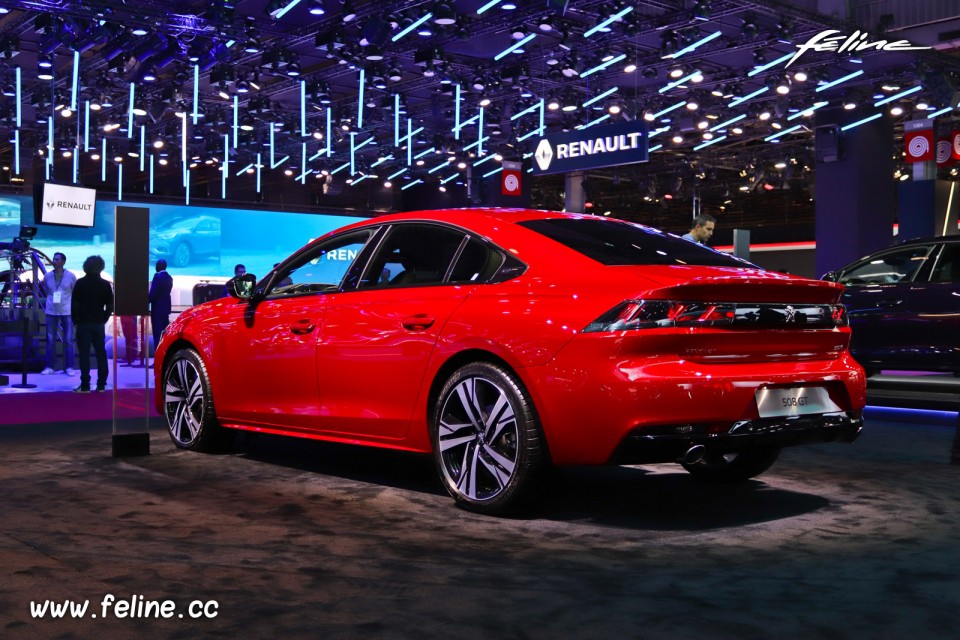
[11,312,36,389]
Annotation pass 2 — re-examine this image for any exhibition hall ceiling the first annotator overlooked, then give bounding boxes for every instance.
[0,0,959,224]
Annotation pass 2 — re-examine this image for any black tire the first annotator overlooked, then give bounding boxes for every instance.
[431,362,547,515]
[172,242,192,268]
[680,446,781,483]
[162,348,232,452]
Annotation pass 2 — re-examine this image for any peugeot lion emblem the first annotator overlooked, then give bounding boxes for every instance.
[784,305,796,323]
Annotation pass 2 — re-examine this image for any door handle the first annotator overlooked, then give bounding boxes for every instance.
[402,314,435,331]
[290,319,316,334]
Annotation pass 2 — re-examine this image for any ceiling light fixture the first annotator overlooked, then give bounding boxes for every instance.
[775,75,790,95]
[433,2,457,25]
[692,0,711,21]
[342,0,357,23]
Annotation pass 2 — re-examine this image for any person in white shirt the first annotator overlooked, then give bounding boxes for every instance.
[41,252,78,375]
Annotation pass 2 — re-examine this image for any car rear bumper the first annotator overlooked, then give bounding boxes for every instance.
[610,410,863,465]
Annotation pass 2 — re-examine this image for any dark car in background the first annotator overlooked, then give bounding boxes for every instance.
[150,215,221,268]
[823,236,960,376]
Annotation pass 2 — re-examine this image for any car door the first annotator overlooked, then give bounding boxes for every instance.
[837,242,937,370]
[315,222,480,440]
[907,242,960,372]
[213,228,376,432]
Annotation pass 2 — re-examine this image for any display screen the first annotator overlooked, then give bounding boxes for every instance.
[36,183,97,228]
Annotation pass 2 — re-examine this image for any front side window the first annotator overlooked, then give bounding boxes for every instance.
[265,229,374,298]
[517,218,753,267]
[358,223,468,289]
[839,245,934,286]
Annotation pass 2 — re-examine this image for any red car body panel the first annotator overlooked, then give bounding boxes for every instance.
[155,208,866,465]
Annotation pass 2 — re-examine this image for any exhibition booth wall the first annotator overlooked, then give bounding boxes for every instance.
[0,195,366,285]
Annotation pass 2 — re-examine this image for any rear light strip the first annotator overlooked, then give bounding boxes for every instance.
[583,300,848,333]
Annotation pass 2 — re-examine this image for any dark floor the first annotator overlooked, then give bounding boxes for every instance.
[1,410,958,640]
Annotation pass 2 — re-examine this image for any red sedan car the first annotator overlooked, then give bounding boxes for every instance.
[156,208,865,514]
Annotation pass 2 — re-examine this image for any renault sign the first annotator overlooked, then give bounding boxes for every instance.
[532,120,649,175]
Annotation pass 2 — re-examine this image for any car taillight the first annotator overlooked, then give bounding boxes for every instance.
[583,300,849,333]
[583,300,734,332]
[832,305,849,327]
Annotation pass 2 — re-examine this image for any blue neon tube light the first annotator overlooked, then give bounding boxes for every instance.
[583,6,633,38]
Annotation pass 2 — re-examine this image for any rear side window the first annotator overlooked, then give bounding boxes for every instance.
[449,237,504,283]
[517,218,753,267]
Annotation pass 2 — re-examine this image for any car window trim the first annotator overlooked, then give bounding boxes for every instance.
[378,219,522,284]
[354,221,496,290]
[920,243,947,283]
[443,235,471,282]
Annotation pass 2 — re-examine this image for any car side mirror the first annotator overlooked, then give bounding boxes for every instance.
[821,271,838,282]
[228,273,258,300]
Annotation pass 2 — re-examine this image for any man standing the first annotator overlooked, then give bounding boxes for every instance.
[71,255,114,393]
[41,252,77,376]
[221,263,247,298]
[148,259,173,356]
[681,214,717,245]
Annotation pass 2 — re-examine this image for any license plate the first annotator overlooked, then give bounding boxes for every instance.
[755,387,841,418]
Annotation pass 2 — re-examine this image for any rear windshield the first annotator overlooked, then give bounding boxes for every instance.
[518,218,755,267]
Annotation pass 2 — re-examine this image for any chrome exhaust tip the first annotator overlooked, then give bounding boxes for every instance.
[682,444,706,465]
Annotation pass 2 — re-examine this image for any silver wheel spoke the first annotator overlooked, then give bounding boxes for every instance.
[481,444,516,478]
[484,393,514,443]
[187,376,203,405]
[455,441,480,499]
[478,447,512,489]
[438,419,476,452]
[454,379,484,430]
[184,407,201,440]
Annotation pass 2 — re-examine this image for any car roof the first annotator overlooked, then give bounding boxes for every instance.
[348,207,649,231]
[301,208,658,272]
[892,234,960,247]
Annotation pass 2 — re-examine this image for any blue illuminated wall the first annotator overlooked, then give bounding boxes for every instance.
[0,197,19,242]
[6,196,366,281]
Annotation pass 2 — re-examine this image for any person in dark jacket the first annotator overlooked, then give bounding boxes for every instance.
[148,259,173,356]
[71,255,114,393]
[221,263,247,298]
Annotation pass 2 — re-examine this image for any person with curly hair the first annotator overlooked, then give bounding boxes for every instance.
[71,255,114,393]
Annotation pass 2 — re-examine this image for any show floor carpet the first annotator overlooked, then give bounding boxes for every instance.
[0,411,958,639]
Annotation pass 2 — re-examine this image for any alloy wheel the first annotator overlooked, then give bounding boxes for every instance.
[164,356,205,447]
[437,375,521,503]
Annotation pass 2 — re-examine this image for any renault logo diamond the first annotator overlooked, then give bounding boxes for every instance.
[534,139,553,171]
